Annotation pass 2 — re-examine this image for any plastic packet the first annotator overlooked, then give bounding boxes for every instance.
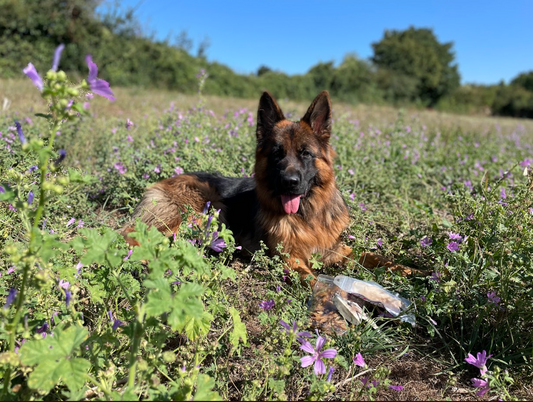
[333,275,416,326]
[308,275,348,335]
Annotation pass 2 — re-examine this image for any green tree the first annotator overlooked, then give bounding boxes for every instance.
[256,65,272,76]
[492,81,533,118]
[511,70,533,92]
[371,26,460,106]
[331,54,379,103]
[307,61,335,92]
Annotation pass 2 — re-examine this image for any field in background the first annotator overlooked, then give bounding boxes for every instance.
[1,78,533,400]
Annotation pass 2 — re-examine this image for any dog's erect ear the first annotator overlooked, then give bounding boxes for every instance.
[257,91,285,142]
[302,90,332,143]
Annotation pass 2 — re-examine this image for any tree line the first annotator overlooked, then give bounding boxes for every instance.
[1,0,532,118]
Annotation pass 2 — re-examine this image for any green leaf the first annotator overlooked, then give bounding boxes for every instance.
[145,279,205,332]
[34,113,52,119]
[268,378,286,395]
[31,229,68,264]
[29,357,90,393]
[20,325,90,393]
[182,310,213,341]
[113,272,141,296]
[0,184,16,202]
[144,278,172,317]
[441,218,453,228]
[129,223,168,261]
[71,228,122,267]
[228,307,248,350]
[193,374,221,401]
[167,283,205,331]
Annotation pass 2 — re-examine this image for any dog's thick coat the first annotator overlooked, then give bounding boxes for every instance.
[123,91,355,282]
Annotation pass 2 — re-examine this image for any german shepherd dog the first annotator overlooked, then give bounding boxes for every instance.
[123,91,407,284]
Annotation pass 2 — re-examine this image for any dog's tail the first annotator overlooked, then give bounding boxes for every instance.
[121,183,183,246]
[121,174,221,246]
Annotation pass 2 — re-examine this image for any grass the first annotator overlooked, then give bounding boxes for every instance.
[1,76,533,400]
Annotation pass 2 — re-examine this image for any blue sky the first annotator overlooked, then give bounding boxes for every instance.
[101,0,533,85]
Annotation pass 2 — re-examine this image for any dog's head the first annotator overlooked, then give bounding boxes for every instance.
[254,91,336,215]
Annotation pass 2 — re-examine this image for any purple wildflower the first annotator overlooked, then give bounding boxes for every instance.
[358,202,367,211]
[465,350,492,375]
[500,187,507,200]
[471,378,490,396]
[389,385,404,391]
[66,218,76,227]
[36,322,49,335]
[196,68,207,79]
[114,162,127,174]
[0,186,5,193]
[54,149,66,166]
[279,320,312,342]
[124,249,133,261]
[205,215,214,234]
[326,366,335,382]
[447,241,460,252]
[112,319,125,331]
[14,339,27,354]
[28,191,34,205]
[58,279,70,290]
[353,353,366,367]
[51,44,65,72]
[376,238,383,248]
[448,232,462,241]
[23,63,43,91]
[360,377,379,388]
[174,166,184,175]
[300,334,337,375]
[85,55,115,101]
[209,232,226,252]
[65,290,71,307]
[28,165,38,173]
[487,291,501,306]
[202,201,212,214]
[259,300,275,311]
[126,118,134,129]
[4,288,17,309]
[14,121,26,144]
[429,271,442,283]
[420,237,433,247]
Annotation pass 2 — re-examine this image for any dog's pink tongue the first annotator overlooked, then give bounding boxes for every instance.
[281,194,301,214]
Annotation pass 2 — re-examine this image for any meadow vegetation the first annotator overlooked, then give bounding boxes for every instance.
[0,48,532,401]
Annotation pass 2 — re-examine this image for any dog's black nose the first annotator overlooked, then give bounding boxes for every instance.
[281,174,300,189]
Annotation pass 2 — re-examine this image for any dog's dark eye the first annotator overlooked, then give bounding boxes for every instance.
[273,145,285,159]
[300,149,313,159]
